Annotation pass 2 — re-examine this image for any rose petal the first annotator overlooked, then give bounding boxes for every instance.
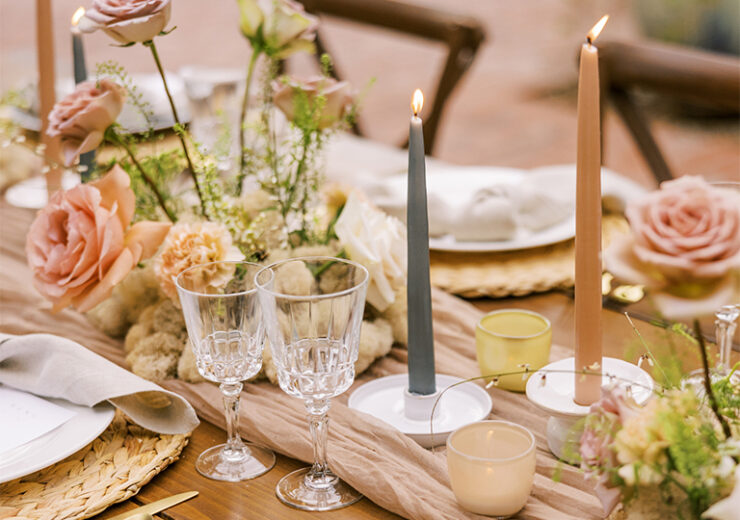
[91,165,135,230]
[72,248,136,312]
[125,221,171,262]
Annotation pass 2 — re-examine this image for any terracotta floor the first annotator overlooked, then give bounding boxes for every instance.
[1,0,738,186]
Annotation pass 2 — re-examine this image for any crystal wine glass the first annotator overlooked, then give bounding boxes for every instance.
[175,261,275,481]
[256,256,368,511]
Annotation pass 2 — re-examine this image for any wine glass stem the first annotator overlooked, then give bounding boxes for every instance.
[305,398,334,489]
[220,382,246,459]
[717,319,737,372]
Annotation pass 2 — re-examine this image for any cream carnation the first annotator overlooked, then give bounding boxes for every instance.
[154,222,244,301]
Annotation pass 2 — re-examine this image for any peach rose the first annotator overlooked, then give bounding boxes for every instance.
[46,79,125,167]
[606,176,740,285]
[26,165,170,312]
[78,0,172,44]
[154,222,244,302]
[273,76,352,130]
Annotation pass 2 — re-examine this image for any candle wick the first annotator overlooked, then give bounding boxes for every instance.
[586,36,592,45]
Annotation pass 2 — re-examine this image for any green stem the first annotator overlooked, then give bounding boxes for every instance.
[108,130,176,223]
[284,132,311,219]
[146,39,209,219]
[237,48,260,195]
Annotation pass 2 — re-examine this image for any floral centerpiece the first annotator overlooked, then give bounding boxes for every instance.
[22,0,407,384]
[579,323,740,520]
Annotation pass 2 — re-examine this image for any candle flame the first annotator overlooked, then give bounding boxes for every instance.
[71,7,85,26]
[411,89,424,117]
[587,15,609,44]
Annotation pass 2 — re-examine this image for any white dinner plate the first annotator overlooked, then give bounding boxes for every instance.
[0,399,115,484]
[4,73,190,134]
[429,214,576,252]
[359,164,647,253]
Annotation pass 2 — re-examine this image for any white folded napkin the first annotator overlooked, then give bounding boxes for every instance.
[0,333,199,434]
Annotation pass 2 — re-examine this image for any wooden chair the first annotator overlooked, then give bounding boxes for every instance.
[298,0,486,155]
[598,40,740,184]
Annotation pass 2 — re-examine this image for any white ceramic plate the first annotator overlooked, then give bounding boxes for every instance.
[429,214,576,252]
[348,374,492,448]
[6,73,190,134]
[0,399,115,484]
[360,164,647,253]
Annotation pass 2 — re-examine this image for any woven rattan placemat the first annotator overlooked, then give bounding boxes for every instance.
[430,214,629,298]
[0,411,189,520]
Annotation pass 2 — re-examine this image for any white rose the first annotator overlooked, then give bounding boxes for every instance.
[335,192,406,312]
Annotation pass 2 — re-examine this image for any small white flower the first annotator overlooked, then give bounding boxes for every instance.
[703,467,740,519]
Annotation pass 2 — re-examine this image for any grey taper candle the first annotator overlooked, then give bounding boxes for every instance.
[72,9,94,182]
[406,89,436,396]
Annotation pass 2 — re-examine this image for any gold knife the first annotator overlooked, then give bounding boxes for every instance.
[108,491,198,520]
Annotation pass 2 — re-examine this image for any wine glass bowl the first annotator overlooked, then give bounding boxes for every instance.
[256,256,368,511]
[176,261,275,481]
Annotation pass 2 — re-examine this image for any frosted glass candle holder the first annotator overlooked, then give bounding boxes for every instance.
[447,420,536,517]
[476,310,552,392]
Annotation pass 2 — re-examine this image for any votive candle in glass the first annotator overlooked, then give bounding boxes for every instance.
[476,309,552,392]
[447,420,536,517]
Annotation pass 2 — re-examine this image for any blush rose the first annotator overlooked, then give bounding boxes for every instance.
[78,0,172,44]
[46,79,125,167]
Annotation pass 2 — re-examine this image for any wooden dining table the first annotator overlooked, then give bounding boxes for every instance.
[0,191,725,520]
[83,292,727,520]
[1,134,735,520]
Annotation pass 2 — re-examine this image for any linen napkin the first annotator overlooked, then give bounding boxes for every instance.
[0,333,199,434]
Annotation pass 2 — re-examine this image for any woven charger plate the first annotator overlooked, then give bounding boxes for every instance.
[0,411,189,520]
[431,214,629,298]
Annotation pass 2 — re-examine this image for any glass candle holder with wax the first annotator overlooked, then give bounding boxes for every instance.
[476,310,552,392]
[447,420,536,517]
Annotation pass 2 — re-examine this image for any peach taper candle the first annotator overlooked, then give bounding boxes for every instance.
[574,15,608,405]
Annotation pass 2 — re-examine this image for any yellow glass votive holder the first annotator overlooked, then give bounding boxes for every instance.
[476,309,552,392]
[447,420,536,517]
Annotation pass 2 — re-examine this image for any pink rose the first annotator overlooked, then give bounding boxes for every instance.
[273,76,353,130]
[46,79,125,167]
[580,386,641,516]
[26,165,171,312]
[78,0,172,44]
[580,386,640,471]
[606,176,740,284]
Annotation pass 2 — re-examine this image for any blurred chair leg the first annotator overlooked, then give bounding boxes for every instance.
[610,88,674,184]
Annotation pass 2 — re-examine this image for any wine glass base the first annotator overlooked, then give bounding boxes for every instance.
[276,467,362,511]
[683,368,740,391]
[195,443,275,482]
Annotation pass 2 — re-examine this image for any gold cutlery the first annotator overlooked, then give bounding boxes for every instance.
[108,491,198,520]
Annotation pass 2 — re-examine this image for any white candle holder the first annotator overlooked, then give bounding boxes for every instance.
[348,373,492,448]
[525,357,653,463]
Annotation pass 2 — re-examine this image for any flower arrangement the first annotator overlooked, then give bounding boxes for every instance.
[579,322,740,520]
[22,0,406,384]
[605,176,740,318]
